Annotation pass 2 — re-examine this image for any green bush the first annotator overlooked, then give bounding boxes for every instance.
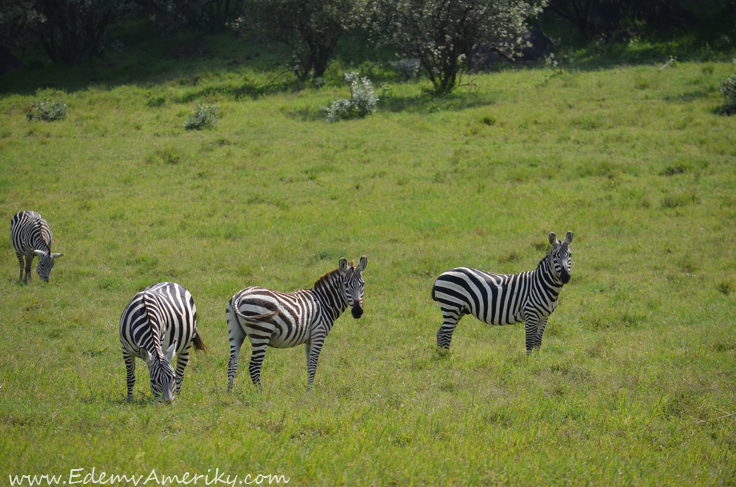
[26,99,68,121]
[184,104,218,130]
[719,74,736,115]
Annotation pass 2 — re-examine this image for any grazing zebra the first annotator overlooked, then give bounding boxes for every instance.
[432,231,573,354]
[119,282,206,403]
[10,211,64,283]
[227,256,368,391]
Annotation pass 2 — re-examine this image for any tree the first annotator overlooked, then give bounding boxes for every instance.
[135,0,242,33]
[371,0,547,94]
[233,0,364,81]
[547,0,597,38]
[0,0,136,65]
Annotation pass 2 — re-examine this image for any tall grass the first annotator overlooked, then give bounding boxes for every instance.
[0,31,735,486]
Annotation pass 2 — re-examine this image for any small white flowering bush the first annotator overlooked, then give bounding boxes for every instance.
[323,72,378,123]
[184,104,218,130]
[719,75,736,115]
[27,99,68,122]
[390,57,421,80]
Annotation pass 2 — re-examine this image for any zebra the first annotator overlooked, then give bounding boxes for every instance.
[227,256,367,391]
[10,211,64,283]
[119,282,206,403]
[432,231,573,354]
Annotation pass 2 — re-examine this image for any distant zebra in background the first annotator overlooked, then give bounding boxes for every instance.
[119,282,206,403]
[11,211,64,283]
[432,231,573,354]
[227,256,368,391]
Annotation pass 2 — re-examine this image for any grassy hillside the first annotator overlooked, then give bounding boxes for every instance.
[1,30,735,486]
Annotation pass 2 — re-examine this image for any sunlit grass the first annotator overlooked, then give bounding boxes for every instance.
[1,31,735,486]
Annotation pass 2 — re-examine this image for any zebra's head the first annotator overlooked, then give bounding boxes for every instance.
[339,256,367,319]
[33,250,64,282]
[140,342,177,404]
[548,231,573,285]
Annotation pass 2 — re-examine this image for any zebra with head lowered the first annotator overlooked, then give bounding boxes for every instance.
[432,231,573,354]
[119,282,206,403]
[11,211,64,283]
[227,256,367,391]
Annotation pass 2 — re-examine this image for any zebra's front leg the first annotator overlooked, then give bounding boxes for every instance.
[248,340,269,389]
[533,317,549,351]
[436,307,463,349]
[523,315,540,355]
[123,350,136,402]
[306,336,325,390]
[25,254,34,283]
[174,347,191,395]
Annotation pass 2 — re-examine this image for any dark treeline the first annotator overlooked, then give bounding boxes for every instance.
[0,0,734,92]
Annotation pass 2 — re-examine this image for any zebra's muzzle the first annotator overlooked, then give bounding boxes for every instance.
[351,305,363,319]
[560,270,571,284]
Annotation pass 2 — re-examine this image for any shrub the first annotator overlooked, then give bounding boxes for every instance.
[323,72,378,122]
[390,57,421,80]
[718,75,736,115]
[184,104,218,130]
[26,99,67,121]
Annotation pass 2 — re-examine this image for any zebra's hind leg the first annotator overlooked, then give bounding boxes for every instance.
[174,346,191,395]
[248,340,269,389]
[226,305,246,392]
[123,350,136,402]
[16,253,25,284]
[436,307,464,349]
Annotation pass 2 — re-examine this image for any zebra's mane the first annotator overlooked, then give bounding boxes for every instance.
[312,263,352,290]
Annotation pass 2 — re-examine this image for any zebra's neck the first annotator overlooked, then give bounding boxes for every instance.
[535,256,564,293]
[312,269,348,322]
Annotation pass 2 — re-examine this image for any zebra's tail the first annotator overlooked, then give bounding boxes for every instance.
[192,330,207,353]
[233,305,279,323]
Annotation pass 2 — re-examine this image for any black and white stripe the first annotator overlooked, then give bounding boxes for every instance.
[227,256,367,391]
[119,282,206,403]
[10,211,63,283]
[432,232,573,354]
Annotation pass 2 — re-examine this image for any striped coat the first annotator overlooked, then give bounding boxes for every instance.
[432,232,573,353]
[10,211,63,283]
[119,282,206,402]
[227,256,367,391]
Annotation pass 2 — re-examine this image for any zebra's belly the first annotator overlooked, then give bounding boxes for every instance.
[268,332,307,349]
[480,311,524,326]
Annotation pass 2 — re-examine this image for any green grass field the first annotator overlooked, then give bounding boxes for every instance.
[1,32,736,486]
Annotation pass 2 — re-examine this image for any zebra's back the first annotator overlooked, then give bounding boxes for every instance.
[230,286,319,348]
[11,211,52,255]
[120,282,199,357]
[433,267,531,326]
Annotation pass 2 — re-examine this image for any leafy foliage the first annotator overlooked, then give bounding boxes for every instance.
[719,74,736,115]
[5,0,138,65]
[370,0,547,93]
[137,0,243,33]
[184,103,218,129]
[323,72,378,122]
[232,0,363,81]
[26,99,68,121]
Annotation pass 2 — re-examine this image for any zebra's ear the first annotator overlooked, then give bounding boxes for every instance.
[548,233,559,247]
[33,249,48,258]
[339,257,349,274]
[563,231,573,246]
[140,348,155,366]
[51,253,64,259]
[356,255,367,272]
[163,342,177,362]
